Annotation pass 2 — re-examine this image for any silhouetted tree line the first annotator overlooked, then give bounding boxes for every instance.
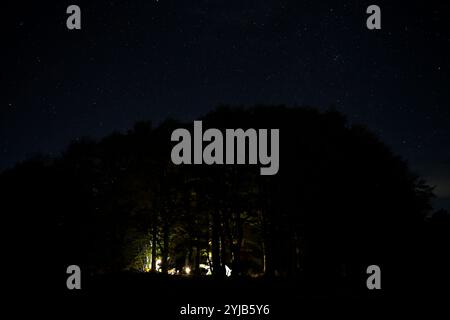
[1,106,448,293]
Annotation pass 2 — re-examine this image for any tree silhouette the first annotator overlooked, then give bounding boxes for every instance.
[1,105,442,297]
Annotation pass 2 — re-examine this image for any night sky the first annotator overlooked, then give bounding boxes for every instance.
[2,0,450,210]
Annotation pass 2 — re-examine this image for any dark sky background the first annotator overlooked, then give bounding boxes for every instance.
[2,0,450,210]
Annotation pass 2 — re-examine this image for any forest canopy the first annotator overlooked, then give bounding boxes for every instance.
[2,105,446,293]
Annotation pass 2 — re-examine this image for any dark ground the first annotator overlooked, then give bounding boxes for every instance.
[24,271,444,318]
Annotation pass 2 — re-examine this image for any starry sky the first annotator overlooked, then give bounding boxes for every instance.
[2,0,450,210]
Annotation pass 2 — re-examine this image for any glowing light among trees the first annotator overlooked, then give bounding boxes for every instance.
[185,266,191,275]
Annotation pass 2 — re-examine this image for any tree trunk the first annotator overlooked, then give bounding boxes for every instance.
[161,219,169,274]
[232,212,244,276]
[211,210,223,277]
[151,222,157,271]
[194,244,201,275]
